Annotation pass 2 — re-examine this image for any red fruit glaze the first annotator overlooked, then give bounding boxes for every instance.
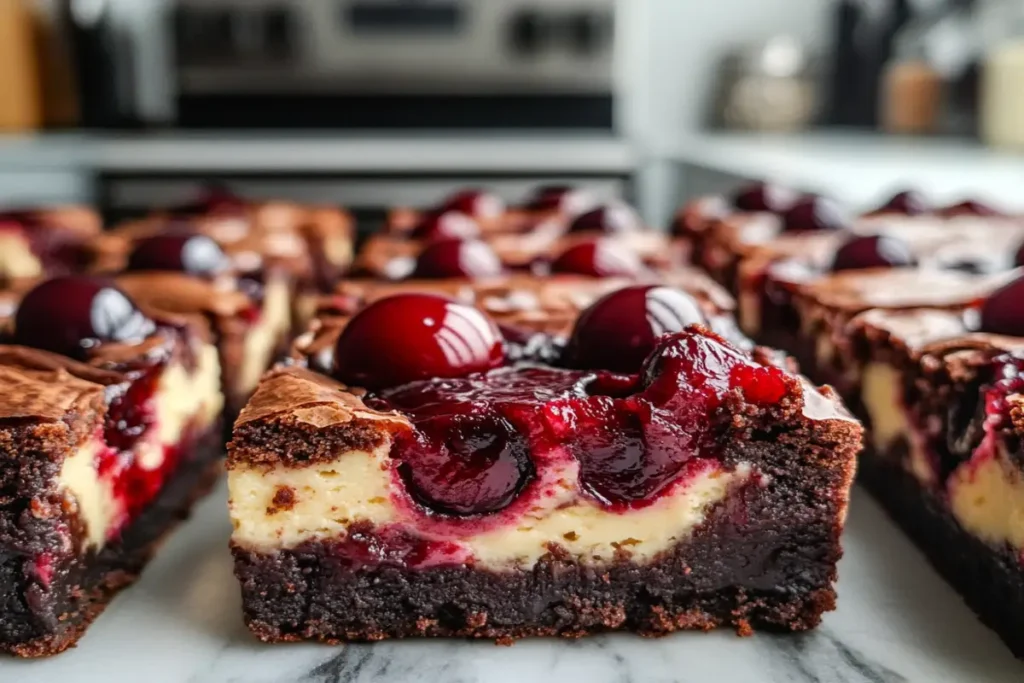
[732,182,800,213]
[333,293,504,390]
[980,276,1024,337]
[568,203,642,234]
[14,276,156,360]
[127,233,230,276]
[563,285,706,373]
[331,523,471,570]
[409,210,481,241]
[831,235,917,272]
[550,239,643,277]
[411,238,505,279]
[440,189,505,222]
[872,190,929,215]
[781,197,850,233]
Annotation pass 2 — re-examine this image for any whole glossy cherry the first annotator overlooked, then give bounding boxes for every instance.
[563,285,706,373]
[126,234,230,277]
[872,190,929,216]
[732,182,800,213]
[440,189,505,222]
[568,202,643,234]
[411,238,504,279]
[979,277,1024,337]
[333,293,504,389]
[940,199,1003,217]
[525,185,595,215]
[831,235,917,272]
[782,196,850,233]
[14,276,155,359]
[409,210,481,241]
[550,239,643,277]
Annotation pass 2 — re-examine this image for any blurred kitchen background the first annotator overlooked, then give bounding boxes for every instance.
[3,0,1024,230]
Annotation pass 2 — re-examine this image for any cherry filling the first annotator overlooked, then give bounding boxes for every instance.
[562,285,706,373]
[781,196,850,233]
[13,276,156,360]
[411,238,505,279]
[550,239,643,277]
[367,327,793,517]
[126,234,231,277]
[409,210,481,241]
[732,182,800,213]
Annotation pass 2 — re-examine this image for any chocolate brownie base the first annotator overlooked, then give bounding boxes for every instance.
[859,444,1024,658]
[0,429,223,657]
[233,437,852,643]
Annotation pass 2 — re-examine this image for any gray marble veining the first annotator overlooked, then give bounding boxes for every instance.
[2,484,1019,683]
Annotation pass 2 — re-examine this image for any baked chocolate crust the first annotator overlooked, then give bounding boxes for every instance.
[0,427,222,657]
[232,413,858,642]
[860,446,1024,658]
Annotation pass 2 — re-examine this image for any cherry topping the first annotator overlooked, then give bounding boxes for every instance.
[550,239,643,277]
[410,238,504,279]
[525,185,594,215]
[732,182,800,213]
[831,235,917,272]
[781,196,850,233]
[395,410,532,516]
[563,285,706,373]
[440,189,505,222]
[979,276,1024,337]
[568,203,642,234]
[14,276,155,359]
[873,190,929,215]
[126,234,230,277]
[940,199,1003,217]
[333,294,504,390]
[409,210,481,241]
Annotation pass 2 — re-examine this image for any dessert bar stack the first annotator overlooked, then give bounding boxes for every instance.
[676,183,1024,656]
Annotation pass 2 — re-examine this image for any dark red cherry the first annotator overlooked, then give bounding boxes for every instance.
[440,189,505,221]
[980,277,1024,337]
[563,285,706,373]
[940,199,1003,218]
[525,185,594,215]
[781,196,851,233]
[14,276,155,359]
[410,238,504,279]
[409,210,481,241]
[831,235,916,272]
[550,239,643,277]
[568,203,642,234]
[395,411,532,516]
[1013,242,1024,268]
[126,234,230,277]
[732,182,800,213]
[873,190,929,215]
[333,294,504,389]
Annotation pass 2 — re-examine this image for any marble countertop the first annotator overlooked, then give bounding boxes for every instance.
[2,483,1020,683]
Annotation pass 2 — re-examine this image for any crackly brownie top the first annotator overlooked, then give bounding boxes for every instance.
[0,346,117,423]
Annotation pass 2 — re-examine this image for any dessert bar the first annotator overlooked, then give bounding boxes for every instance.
[0,276,223,656]
[227,279,861,643]
[0,206,101,284]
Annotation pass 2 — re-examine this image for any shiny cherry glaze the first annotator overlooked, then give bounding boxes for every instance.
[939,199,1003,217]
[781,196,850,233]
[409,210,481,241]
[411,238,505,279]
[732,182,800,213]
[568,203,642,234]
[979,276,1024,337]
[550,239,643,277]
[365,327,792,518]
[872,190,929,215]
[562,285,706,373]
[14,276,155,360]
[831,235,917,272]
[439,189,505,222]
[333,293,504,390]
[126,233,231,277]
[525,185,594,215]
